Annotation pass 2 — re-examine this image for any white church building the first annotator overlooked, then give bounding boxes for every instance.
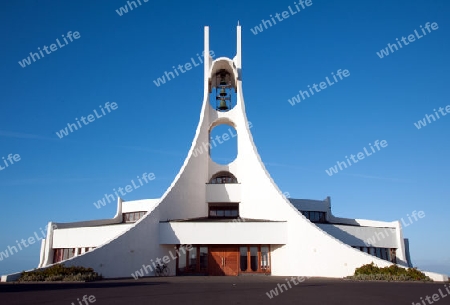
[2,25,448,282]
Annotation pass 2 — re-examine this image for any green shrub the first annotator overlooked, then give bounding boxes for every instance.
[18,264,102,282]
[350,262,432,282]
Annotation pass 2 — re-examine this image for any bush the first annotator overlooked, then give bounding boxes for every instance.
[18,264,102,282]
[349,262,432,282]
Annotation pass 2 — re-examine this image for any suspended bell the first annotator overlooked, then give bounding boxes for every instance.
[219,88,227,97]
[218,99,228,111]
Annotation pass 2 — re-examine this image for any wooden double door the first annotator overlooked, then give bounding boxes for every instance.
[208,246,239,276]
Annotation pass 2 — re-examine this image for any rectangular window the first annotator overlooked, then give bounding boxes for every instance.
[375,247,381,258]
[123,211,147,223]
[188,246,197,271]
[208,203,239,219]
[301,211,326,223]
[53,249,64,263]
[319,212,325,222]
[390,249,397,263]
[178,247,187,272]
[200,247,208,271]
[250,246,258,272]
[240,247,248,271]
[62,248,69,260]
[261,246,269,269]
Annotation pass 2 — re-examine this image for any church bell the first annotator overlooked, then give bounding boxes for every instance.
[218,99,228,111]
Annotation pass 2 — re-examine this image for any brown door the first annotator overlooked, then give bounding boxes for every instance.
[208,246,238,276]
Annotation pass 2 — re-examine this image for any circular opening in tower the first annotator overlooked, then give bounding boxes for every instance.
[210,69,236,112]
[209,124,237,165]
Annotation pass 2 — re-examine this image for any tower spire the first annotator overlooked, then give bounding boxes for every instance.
[235,23,242,73]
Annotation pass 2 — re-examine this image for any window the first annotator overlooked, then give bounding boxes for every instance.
[375,247,381,258]
[200,247,208,271]
[53,249,63,263]
[390,248,397,263]
[209,171,238,184]
[123,211,147,223]
[250,247,258,272]
[356,246,392,263]
[240,247,248,271]
[178,248,187,272]
[209,203,239,218]
[189,246,197,271]
[261,246,269,269]
[239,245,271,274]
[53,248,76,262]
[301,211,326,223]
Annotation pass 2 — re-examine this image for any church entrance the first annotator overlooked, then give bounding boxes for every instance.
[175,245,271,276]
[208,246,239,276]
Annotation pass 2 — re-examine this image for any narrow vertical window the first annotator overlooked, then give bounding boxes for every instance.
[261,246,269,269]
[390,248,397,263]
[189,246,197,271]
[200,247,208,271]
[178,247,187,272]
[240,247,248,271]
[250,246,258,271]
[375,248,381,258]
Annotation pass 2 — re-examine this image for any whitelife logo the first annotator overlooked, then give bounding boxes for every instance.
[55,102,118,139]
[18,31,81,68]
[93,172,155,209]
[250,0,313,35]
[376,22,439,59]
[325,140,388,176]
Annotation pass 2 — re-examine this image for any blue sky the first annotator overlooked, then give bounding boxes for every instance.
[0,0,449,276]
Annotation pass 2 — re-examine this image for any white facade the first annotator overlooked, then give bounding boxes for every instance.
[2,25,448,283]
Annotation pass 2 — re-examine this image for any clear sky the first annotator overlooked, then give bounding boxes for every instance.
[0,0,449,276]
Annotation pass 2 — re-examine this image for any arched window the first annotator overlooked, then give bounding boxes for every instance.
[209,171,238,184]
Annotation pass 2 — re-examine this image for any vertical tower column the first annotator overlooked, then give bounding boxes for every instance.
[204,26,210,83]
[235,24,242,69]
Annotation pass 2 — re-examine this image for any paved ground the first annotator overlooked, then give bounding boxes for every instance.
[1,276,449,305]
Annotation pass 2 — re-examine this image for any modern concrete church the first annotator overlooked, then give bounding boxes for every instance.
[2,25,447,282]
